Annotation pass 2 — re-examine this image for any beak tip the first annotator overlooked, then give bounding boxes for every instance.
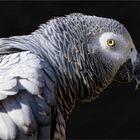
[134,77,140,90]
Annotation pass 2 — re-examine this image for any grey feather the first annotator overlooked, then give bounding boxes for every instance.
[0,13,138,139]
[0,102,17,139]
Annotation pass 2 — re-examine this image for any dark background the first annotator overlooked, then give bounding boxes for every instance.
[1,1,140,139]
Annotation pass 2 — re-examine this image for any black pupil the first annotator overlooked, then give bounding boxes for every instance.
[109,40,112,44]
[131,48,133,52]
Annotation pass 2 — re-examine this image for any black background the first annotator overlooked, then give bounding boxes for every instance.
[1,1,140,139]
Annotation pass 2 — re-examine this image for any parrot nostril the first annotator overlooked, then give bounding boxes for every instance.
[131,48,133,52]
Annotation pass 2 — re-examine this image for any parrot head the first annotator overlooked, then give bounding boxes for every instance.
[78,14,140,91]
[90,30,138,85]
[33,13,140,98]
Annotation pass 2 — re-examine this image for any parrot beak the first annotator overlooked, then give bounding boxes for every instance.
[131,53,140,90]
[127,42,140,90]
[113,42,140,88]
[127,41,140,90]
[113,58,134,84]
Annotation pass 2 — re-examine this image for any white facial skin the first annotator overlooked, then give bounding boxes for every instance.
[98,32,137,66]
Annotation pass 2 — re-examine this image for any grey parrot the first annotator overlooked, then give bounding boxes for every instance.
[0,13,139,140]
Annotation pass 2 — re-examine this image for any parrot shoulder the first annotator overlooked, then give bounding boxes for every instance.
[0,50,57,139]
[0,51,46,100]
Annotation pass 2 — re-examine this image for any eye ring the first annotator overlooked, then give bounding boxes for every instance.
[106,39,116,47]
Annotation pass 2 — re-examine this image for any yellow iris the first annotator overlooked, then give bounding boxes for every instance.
[106,39,115,47]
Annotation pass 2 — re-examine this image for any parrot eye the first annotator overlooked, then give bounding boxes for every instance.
[106,39,116,47]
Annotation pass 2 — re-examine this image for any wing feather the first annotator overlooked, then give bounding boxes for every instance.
[0,102,17,139]
[0,51,45,100]
[0,50,55,139]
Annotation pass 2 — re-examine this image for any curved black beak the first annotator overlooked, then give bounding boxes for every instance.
[114,43,140,90]
[132,53,140,90]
